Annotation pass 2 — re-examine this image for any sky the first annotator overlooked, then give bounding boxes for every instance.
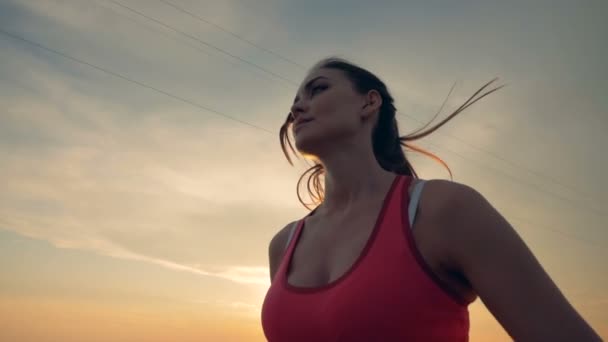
[0,0,606,340]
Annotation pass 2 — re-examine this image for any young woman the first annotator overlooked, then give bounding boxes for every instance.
[261,57,602,341]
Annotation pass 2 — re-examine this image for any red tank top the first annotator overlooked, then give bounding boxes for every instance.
[261,175,470,341]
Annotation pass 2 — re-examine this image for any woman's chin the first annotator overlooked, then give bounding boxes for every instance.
[294,134,323,157]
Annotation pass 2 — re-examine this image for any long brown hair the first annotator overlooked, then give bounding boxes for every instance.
[280,57,503,210]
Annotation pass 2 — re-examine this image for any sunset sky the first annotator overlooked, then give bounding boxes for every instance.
[1,0,606,340]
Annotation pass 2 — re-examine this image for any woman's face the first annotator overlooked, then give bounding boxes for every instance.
[290,67,372,156]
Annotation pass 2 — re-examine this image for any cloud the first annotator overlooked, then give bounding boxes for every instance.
[1,0,606,297]
[194,299,261,318]
[0,76,300,280]
[0,214,270,287]
[0,0,303,283]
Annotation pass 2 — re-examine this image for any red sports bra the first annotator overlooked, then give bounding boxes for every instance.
[261,175,470,341]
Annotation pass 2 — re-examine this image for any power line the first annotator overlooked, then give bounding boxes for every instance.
[170,0,595,207]
[1,29,605,249]
[158,0,307,70]
[401,111,604,205]
[99,0,216,59]
[1,27,605,223]
[104,0,603,211]
[95,0,281,86]
[510,216,604,250]
[394,82,606,217]
[0,28,273,134]
[403,127,607,219]
[104,0,297,86]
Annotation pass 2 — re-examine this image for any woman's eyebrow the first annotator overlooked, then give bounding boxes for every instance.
[293,76,329,104]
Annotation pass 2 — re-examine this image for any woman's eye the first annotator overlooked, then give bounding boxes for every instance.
[311,85,327,95]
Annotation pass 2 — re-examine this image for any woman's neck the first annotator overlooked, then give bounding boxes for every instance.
[317,145,395,215]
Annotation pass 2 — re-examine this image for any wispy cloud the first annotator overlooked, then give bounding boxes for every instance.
[194,299,261,318]
[1,0,302,285]
[1,0,606,305]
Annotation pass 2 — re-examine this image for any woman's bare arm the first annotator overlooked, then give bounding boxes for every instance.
[437,182,602,341]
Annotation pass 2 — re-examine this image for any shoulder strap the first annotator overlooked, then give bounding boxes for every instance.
[284,221,298,250]
[284,179,427,248]
[408,180,426,228]
[285,180,426,249]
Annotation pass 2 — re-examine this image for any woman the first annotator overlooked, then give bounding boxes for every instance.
[261,57,601,341]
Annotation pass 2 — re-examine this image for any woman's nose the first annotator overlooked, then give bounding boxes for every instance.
[290,100,308,120]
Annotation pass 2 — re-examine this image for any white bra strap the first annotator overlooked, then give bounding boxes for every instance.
[408,180,426,228]
[284,179,427,249]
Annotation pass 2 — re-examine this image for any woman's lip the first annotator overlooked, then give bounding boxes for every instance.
[294,119,313,132]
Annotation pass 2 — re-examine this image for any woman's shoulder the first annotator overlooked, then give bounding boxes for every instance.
[413,178,487,229]
[270,221,299,253]
[413,178,480,207]
[268,220,299,282]
[414,178,492,273]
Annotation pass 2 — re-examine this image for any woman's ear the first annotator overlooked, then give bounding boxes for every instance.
[361,89,382,120]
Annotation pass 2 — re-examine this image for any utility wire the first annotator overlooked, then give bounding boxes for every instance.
[104,0,604,209]
[399,116,607,219]
[401,111,604,205]
[1,27,604,223]
[0,29,273,134]
[158,0,307,70]
[96,0,281,85]
[105,0,297,86]
[511,217,604,250]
